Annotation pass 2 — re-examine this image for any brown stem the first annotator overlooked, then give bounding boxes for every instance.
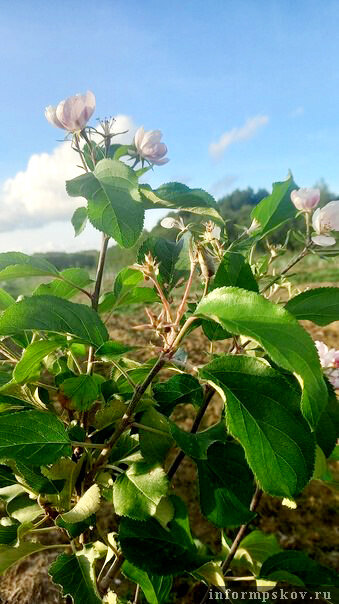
[174,261,197,326]
[92,355,166,473]
[73,134,89,172]
[148,275,172,323]
[167,385,215,480]
[199,486,263,604]
[87,234,110,374]
[99,553,124,593]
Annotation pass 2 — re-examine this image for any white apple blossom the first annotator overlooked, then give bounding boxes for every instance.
[315,340,339,389]
[161,217,180,229]
[290,188,320,212]
[45,91,96,133]
[134,127,169,165]
[311,200,339,246]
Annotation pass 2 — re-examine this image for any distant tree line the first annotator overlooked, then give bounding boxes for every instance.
[35,180,338,273]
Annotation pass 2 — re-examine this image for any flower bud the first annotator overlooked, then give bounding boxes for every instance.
[311,200,339,246]
[45,91,96,133]
[134,126,169,165]
[161,217,180,229]
[290,188,320,212]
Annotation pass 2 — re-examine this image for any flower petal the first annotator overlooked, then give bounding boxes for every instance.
[311,234,336,246]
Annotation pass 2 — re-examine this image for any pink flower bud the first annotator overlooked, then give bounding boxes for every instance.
[311,199,339,246]
[290,188,320,212]
[134,126,169,165]
[45,91,96,133]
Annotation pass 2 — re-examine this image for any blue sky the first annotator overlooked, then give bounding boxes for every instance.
[1,0,339,252]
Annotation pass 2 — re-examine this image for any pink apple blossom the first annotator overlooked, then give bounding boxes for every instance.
[315,340,339,389]
[45,91,96,133]
[312,200,339,246]
[290,188,320,212]
[134,127,169,165]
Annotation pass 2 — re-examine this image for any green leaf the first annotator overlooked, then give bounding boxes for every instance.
[56,514,96,538]
[0,542,53,575]
[0,465,17,487]
[153,374,204,416]
[137,237,184,289]
[14,461,65,495]
[67,159,144,248]
[214,252,258,292]
[62,375,100,411]
[49,550,102,604]
[33,268,92,300]
[259,551,339,587]
[14,339,63,383]
[250,174,297,239]
[316,379,339,458]
[235,530,282,574]
[0,524,18,545]
[169,421,227,460]
[119,495,209,575]
[113,462,169,521]
[285,287,339,325]
[0,394,32,413]
[0,252,59,279]
[139,407,173,464]
[7,493,42,523]
[122,561,172,604]
[196,441,255,528]
[0,295,108,347]
[71,207,88,236]
[195,286,327,427]
[140,182,224,224]
[96,340,134,361]
[200,356,315,498]
[82,141,106,170]
[0,288,15,310]
[60,484,101,523]
[41,457,84,511]
[201,320,231,341]
[99,267,158,313]
[0,410,71,465]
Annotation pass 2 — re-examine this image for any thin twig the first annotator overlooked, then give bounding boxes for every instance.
[133,584,140,604]
[87,234,110,374]
[92,354,167,473]
[167,385,215,480]
[260,246,310,294]
[174,261,197,326]
[99,553,124,593]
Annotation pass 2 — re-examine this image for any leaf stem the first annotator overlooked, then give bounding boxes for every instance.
[199,486,263,604]
[260,243,312,294]
[71,441,107,449]
[131,421,169,437]
[58,276,93,300]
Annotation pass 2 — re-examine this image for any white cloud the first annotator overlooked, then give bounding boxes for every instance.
[0,115,136,233]
[209,115,269,160]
